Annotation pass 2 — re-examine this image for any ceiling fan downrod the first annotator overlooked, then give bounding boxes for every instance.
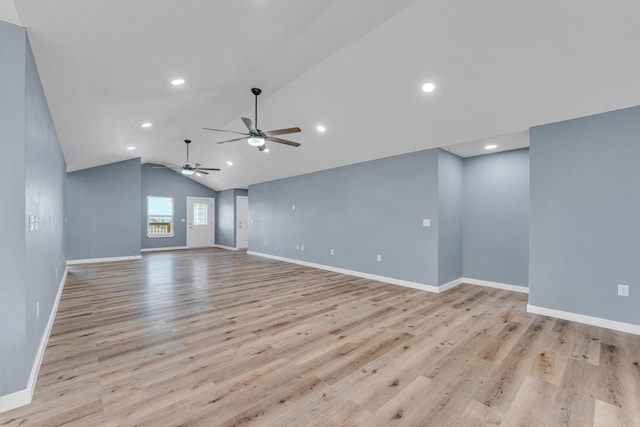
[251,87,261,130]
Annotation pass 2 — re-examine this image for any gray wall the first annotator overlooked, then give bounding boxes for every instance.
[437,150,464,284]
[530,106,640,324]
[463,148,530,286]
[23,37,67,378]
[249,149,440,285]
[216,190,235,248]
[216,188,248,248]
[141,163,217,249]
[0,19,28,397]
[0,22,66,397]
[66,158,141,260]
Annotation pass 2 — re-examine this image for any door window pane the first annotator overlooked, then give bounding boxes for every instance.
[193,203,208,225]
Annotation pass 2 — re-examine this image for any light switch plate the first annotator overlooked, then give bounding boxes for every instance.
[618,284,629,297]
[423,218,431,227]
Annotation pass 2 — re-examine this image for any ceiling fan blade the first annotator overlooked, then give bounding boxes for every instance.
[202,127,249,136]
[194,170,209,175]
[216,136,248,144]
[197,167,221,171]
[153,166,181,172]
[267,136,301,147]
[263,127,301,137]
[241,117,258,134]
[160,162,181,168]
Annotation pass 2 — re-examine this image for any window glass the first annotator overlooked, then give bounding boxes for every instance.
[147,196,174,237]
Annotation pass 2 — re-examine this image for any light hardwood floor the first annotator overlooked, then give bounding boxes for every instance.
[1,248,639,426]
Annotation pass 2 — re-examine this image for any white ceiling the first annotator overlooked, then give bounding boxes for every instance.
[6,1,640,190]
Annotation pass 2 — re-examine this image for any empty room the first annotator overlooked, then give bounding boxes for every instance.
[1,1,640,426]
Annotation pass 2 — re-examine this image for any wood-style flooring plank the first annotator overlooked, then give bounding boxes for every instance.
[1,248,640,426]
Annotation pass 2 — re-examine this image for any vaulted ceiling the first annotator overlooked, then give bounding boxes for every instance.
[4,1,640,190]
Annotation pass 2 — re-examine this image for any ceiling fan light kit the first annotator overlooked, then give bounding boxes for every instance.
[247,136,265,146]
[204,88,302,150]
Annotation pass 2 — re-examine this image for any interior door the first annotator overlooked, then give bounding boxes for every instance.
[236,196,248,249]
[187,197,215,248]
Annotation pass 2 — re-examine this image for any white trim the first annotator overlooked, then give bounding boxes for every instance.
[235,195,249,250]
[247,251,451,293]
[147,195,174,239]
[439,278,465,292]
[66,255,142,265]
[0,268,67,413]
[186,196,215,248]
[460,277,529,294]
[527,304,640,336]
[141,246,188,252]
[146,233,175,238]
[216,244,242,251]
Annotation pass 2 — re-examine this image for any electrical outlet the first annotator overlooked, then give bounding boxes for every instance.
[301,245,304,251]
[292,204,296,210]
[296,244,300,250]
[377,254,382,262]
[618,284,629,297]
[330,249,334,255]
[264,240,267,246]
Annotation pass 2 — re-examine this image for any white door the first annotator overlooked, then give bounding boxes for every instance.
[187,197,215,248]
[236,196,248,249]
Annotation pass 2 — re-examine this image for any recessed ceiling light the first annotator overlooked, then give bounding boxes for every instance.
[316,125,326,133]
[127,146,136,151]
[422,82,436,93]
[171,78,185,86]
[484,144,498,150]
[141,122,152,128]
[226,161,233,166]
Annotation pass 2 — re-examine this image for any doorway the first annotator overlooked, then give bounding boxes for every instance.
[187,197,215,248]
[236,196,248,249]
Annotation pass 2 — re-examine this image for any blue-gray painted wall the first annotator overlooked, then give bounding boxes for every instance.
[216,188,248,248]
[66,158,141,260]
[530,106,640,324]
[463,148,530,286]
[0,22,66,397]
[249,149,441,285]
[438,150,464,284]
[141,164,217,249]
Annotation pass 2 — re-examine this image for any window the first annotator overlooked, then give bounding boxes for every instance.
[147,196,174,237]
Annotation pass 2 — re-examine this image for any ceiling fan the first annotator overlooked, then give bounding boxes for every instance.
[155,139,220,176]
[203,88,301,151]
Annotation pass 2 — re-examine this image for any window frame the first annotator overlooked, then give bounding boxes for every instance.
[147,195,175,238]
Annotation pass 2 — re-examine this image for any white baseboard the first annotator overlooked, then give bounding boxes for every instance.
[215,245,242,251]
[527,304,640,336]
[247,251,453,293]
[439,278,465,292]
[141,246,188,252]
[0,267,67,413]
[66,255,142,265]
[461,277,529,294]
